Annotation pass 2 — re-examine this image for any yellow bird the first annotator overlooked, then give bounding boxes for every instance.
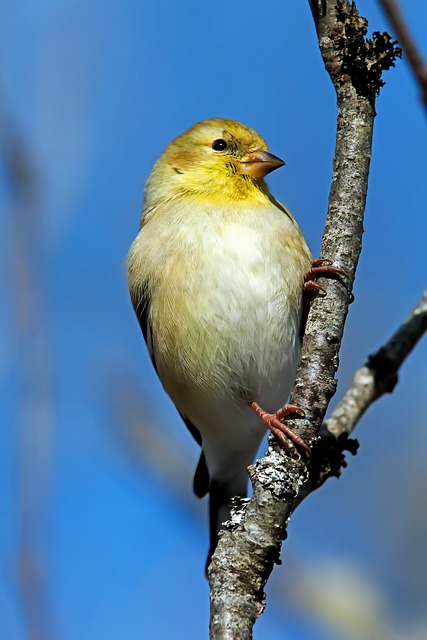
[128,118,321,569]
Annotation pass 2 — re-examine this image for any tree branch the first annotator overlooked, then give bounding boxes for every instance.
[326,290,427,439]
[293,289,427,505]
[378,0,427,108]
[209,2,401,638]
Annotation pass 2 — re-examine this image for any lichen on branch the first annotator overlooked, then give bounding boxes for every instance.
[332,1,401,99]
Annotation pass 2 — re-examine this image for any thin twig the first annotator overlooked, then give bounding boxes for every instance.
[326,290,427,438]
[292,289,427,506]
[379,0,427,108]
[0,84,56,640]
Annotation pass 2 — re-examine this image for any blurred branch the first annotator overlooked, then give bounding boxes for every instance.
[209,2,401,638]
[106,373,202,519]
[0,84,56,640]
[378,0,427,108]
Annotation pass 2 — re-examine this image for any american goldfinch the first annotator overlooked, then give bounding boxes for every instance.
[128,118,324,569]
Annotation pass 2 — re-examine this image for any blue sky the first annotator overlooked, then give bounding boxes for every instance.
[1,1,427,638]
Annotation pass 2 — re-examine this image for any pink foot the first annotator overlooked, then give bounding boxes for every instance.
[304,258,347,293]
[250,401,311,456]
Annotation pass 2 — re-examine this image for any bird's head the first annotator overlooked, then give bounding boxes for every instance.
[145,118,285,207]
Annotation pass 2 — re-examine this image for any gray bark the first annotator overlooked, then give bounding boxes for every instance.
[209,2,402,638]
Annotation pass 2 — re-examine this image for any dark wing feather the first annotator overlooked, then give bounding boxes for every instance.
[130,283,157,372]
[180,414,202,445]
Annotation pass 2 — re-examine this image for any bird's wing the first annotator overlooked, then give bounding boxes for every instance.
[130,283,209,497]
[130,282,157,372]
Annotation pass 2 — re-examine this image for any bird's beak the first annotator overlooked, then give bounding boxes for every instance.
[240,150,285,179]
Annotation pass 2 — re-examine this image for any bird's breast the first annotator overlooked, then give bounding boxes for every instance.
[136,201,311,423]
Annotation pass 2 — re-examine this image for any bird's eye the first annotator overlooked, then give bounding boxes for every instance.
[211,139,228,151]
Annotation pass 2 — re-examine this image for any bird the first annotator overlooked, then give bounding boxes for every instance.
[128,118,330,571]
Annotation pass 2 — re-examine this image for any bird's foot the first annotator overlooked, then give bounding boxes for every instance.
[303,258,347,294]
[250,401,311,456]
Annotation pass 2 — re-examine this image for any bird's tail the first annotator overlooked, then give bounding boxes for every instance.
[192,451,249,574]
[206,479,247,574]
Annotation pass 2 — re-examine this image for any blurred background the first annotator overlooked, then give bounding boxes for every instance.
[1,1,426,638]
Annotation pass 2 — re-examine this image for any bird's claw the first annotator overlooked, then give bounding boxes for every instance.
[250,401,311,457]
[303,258,347,292]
